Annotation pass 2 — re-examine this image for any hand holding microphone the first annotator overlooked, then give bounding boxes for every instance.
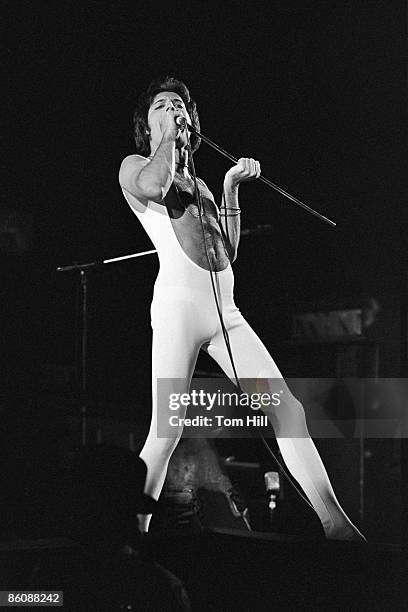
[161,110,188,143]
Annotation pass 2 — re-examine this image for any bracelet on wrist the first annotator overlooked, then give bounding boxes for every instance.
[220,207,241,212]
[220,210,241,216]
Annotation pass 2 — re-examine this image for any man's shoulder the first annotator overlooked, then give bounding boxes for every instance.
[122,153,148,162]
[119,154,149,188]
[120,153,149,171]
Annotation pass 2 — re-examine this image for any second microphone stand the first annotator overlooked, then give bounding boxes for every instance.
[57,249,157,446]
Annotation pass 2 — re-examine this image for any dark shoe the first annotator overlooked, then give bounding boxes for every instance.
[159,487,204,534]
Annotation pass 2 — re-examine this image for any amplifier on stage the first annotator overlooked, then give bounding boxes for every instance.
[292,308,363,340]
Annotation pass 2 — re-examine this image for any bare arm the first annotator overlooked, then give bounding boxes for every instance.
[119,140,176,203]
[219,180,241,263]
[220,158,261,263]
[119,112,181,203]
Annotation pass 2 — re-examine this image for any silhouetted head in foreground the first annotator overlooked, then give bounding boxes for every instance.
[54,444,157,555]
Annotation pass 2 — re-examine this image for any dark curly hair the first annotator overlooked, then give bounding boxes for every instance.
[133,76,201,157]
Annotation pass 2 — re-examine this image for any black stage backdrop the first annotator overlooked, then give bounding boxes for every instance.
[2,1,405,544]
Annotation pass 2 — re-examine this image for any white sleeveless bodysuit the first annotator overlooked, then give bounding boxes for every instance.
[121,183,248,382]
[119,168,364,541]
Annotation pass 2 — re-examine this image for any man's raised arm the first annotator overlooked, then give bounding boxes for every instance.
[220,157,261,263]
[119,112,180,203]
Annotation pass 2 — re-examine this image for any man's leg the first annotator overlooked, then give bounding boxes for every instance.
[138,296,202,532]
[204,311,365,540]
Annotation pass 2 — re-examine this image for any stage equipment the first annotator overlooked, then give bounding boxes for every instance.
[57,249,157,445]
[292,308,363,340]
[159,438,252,533]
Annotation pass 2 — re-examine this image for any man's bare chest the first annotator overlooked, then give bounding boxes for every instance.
[164,177,229,271]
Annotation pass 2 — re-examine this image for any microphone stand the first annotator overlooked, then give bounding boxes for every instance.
[186,124,336,228]
[57,249,157,446]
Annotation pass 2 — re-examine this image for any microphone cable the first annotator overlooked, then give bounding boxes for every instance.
[183,128,317,516]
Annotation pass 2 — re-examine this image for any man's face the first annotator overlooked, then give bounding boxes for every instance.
[147,91,191,148]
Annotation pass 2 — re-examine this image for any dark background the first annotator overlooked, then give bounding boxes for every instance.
[1,1,405,543]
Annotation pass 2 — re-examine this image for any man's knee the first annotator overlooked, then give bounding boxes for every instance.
[147,431,183,458]
[266,395,307,436]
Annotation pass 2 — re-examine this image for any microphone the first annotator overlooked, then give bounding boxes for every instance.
[264,471,280,511]
[175,116,187,129]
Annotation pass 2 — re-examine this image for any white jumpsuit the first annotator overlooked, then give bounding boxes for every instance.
[121,178,361,540]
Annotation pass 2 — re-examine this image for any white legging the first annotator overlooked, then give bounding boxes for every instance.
[139,263,360,539]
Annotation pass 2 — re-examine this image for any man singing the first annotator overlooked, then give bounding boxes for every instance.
[119,76,365,541]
